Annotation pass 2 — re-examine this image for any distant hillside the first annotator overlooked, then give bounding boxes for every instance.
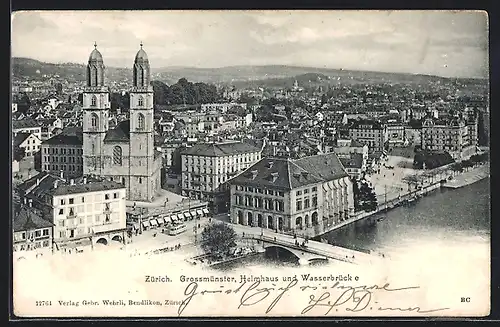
[12,58,487,88]
[12,57,131,83]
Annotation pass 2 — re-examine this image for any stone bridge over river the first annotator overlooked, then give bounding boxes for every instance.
[241,232,378,266]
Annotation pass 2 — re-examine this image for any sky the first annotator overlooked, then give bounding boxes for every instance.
[11,10,489,78]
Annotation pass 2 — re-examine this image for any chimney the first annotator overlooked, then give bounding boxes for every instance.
[54,180,58,189]
[23,197,27,205]
[70,179,75,185]
[28,199,33,207]
[83,177,87,184]
[36,178,40,186]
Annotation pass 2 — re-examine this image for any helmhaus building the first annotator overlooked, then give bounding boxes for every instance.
[229,152,354,237]
[16,172,127,251]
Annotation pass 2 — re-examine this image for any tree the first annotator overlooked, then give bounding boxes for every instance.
[200,222,237,257]
[358,180,378,212]
[352,178,378,212]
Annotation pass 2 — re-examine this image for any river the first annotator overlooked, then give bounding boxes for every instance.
[216,177,490,270]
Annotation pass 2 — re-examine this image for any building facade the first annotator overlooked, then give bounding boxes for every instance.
[17,172,127,250]
[386,122,406,147]
[13,132,41,158]
[181,142,262,213]
[13,199,54,255]
[41,129,84,178]
[13,119,42,140]
[82,43,161,202]
[229,153,354,237]
[421,116,476,161]
[348,119,387,154]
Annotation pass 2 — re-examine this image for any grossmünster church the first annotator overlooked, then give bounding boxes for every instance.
[82,43,162,202]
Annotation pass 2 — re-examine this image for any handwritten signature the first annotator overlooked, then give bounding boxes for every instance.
[177,280,449,316]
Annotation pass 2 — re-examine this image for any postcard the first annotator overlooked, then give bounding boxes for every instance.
[10,10,490,318]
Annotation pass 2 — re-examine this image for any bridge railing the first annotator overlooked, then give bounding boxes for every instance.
[240,233,358,264]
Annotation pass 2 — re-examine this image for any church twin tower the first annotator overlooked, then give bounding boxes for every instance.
[82,43,161,202]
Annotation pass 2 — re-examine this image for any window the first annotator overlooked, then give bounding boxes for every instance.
[304,198,310,209]
[138,96,144,107]
[91,95,97,106]
[113,146,122,165]
[69,207,75,216]
[90,113,98,128]
[296,200,302,211]
[138,113,145,130]
[69,198,74,204]
[277,200,284,212]
[296,190,302,196]
[312,186,317,192]
[113,192,118,199]
[21,232,26,239]
[35,230,41,237]
[105,193,110,200]
[43,229,49,236]
[58,208,64,215]
[139,177,142,184]
[304,189,309,194]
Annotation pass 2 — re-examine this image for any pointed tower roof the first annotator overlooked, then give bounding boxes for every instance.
[88,42,103,62]
[134,42,149,62]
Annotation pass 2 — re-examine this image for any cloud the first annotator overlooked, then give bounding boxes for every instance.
[11,10,488,78]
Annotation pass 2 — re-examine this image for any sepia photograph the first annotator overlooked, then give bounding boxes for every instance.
[10,10,490,318]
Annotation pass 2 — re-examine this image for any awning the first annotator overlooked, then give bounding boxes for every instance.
[202,208,209,214]
[183,212,191,218]
[190,211,197,217]
[142,221,150,228]
[196,209,203,215]
[150,219,158,226]
[157,217,165,225]
[177,214,184,220]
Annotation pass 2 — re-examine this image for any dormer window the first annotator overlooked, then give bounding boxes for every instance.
[251,170,258,180]
[271,172,278,183]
